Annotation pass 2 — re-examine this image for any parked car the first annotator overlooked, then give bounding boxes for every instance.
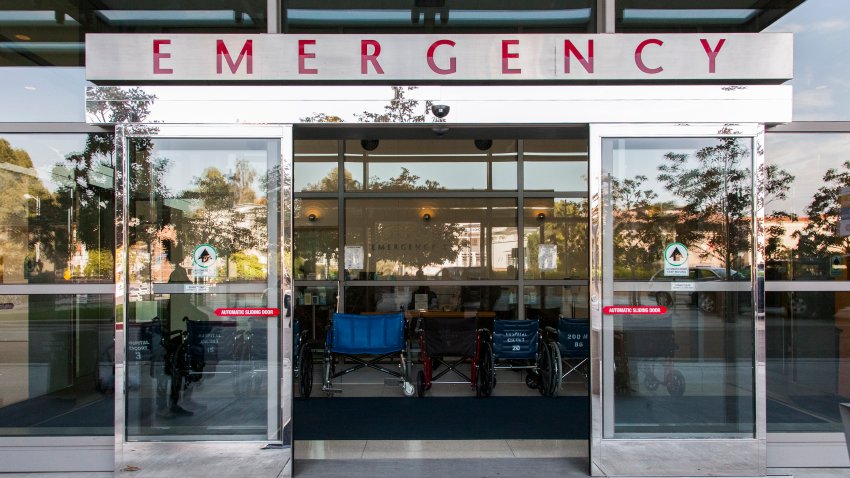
[647,266,747,313]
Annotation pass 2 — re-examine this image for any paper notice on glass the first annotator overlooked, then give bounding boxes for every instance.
[414,293,428,311]
[539,244,557,271]
[345,246,364,269]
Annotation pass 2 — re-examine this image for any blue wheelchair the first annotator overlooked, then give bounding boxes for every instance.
[545,317,590,396]
[321,312,414,397]
[477,319,560,397]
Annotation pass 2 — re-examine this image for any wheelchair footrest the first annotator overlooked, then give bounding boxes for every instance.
[322,386,343,394]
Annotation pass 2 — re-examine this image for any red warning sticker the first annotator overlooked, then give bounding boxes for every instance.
[602,306,667,315]
[215,307,280,317]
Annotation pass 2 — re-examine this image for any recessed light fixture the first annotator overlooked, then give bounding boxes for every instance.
[15,34,31,41]
[24,86,36,91]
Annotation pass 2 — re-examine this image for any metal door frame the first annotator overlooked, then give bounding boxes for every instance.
[588,123,766,476]
[113,124,293,469]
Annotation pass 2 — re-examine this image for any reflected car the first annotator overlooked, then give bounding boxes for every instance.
[647,266,746,313]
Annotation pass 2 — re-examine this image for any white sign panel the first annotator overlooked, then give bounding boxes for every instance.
[664,242,689,277]
[86,33,792,83]
[671,282,696,292]
[345,246,364,270]
[539,244,558,271]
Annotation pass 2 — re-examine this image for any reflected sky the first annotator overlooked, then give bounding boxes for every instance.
[766,0,850,120]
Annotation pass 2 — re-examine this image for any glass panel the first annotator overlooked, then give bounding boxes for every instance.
[294,199,339,281]
[345,139,517,192]
[294,140,340,192]
[284,1,595,33]
[0,294,114,436]
[0,68,87,122]
[0,2,267,66]
[523,198,589,280]
[294,285,337,342]
[523,139,587,192]
[125,136,280,440]
[345,284,518,328]
[616,0,797,33]
[344,198,518,281]
[604,136,755,437]
[128,138,271,286]
[766,0,850,120]
[766,291,847,432]
[525,284,589,321]
[0,134,114,284]
[764,132,850,432]
[344,284,518,320]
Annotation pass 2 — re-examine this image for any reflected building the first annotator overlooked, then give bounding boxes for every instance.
[0,0,849,476]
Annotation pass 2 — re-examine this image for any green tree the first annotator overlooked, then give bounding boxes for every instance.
[797,161,850,258]
[657,135,753,275]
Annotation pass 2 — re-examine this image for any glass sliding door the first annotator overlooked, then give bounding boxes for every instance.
[590,124,764,476]
[116,126,290,442]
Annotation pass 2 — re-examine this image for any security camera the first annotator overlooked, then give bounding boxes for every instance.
[431,104,450,119]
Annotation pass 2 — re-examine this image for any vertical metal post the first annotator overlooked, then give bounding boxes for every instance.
[113,124,129,471]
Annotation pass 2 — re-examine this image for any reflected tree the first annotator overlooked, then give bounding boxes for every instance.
[658,135,752,275]
[797,160,850,260]
[612,176,670,303]
[178,164,268,280]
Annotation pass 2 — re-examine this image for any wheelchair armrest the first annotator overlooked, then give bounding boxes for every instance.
[544,326,558,335]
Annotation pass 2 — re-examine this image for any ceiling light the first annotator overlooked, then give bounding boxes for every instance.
[14,34,31,41]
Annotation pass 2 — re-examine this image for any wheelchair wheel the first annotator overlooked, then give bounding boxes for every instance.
[298,343,313,398]
[525,371,539,389]
[547,341,562,397]
[416,370,426,398]
[477,342,494,398]
[538,341,555,396]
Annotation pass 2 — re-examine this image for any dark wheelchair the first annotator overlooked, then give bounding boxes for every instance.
[320,312,414,397]
[294,318,313,398]
[544,317,590,396]
[477,318,560,397]
[415,313,484,397]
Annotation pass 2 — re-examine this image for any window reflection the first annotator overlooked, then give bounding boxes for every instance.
[616,0,797,33]
[765,132,850,433]
[766,0,850,121]
[0,134,114,284]
[344,139,517,192]
[283,1,595,33]
[605,136,755,437]
[345,198,518,281]
[128,138,274,286]
[523,139,588,192]
[0,294,114,436]
[294,199,339,281]
[295,140,340,192]
[0,2,267,66]
[524,198,589,280]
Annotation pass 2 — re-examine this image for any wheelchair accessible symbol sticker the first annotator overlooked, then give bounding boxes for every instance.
[192,244,218,269]
[664,242,688,277]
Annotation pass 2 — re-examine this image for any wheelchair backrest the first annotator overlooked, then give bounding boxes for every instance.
[330,312,405,354]
[558,317,590,358]
[421,315,477,358]
[493,319,539,359]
